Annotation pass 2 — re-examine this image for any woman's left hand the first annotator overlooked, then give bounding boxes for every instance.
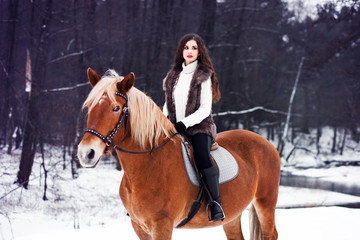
[175,122,187,133]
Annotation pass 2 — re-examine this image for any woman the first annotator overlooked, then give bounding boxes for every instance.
[163,33,224,222]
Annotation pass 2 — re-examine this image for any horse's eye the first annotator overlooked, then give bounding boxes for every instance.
[113,106,121,112]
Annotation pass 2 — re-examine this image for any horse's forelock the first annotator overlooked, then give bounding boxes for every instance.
[83,70,123,112]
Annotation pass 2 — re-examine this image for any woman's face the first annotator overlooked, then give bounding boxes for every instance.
[183,39,199,66]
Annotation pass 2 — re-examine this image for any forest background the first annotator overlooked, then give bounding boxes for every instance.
[0,0,359,186]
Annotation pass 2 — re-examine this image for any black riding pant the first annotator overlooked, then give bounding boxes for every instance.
[189,133,213,170]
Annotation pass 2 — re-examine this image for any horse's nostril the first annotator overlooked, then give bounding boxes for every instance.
[88,149,95,160]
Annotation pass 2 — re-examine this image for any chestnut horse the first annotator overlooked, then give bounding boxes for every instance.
[77,68,280,240]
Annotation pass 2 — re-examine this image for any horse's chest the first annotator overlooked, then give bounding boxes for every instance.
[119,175,133,207]
[120,176,163,213]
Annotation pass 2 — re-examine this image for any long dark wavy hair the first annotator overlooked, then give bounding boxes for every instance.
[171,33,221,103]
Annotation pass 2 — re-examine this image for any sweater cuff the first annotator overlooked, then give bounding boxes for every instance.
[181,119,190,129]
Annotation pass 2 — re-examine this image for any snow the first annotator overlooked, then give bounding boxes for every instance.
[275,127,360,198]
[5,192,360,240]
[4,187,360,240]
[1,161,360,240]
[1,126,360,240]
[8,207,360,240]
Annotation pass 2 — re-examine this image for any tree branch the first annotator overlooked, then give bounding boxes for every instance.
[0,60,9,77]
[42,82,89,93]
[47,49,92,64]
[213,106,302,117]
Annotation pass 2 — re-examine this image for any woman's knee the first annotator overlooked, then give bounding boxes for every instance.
[191,133,213,169]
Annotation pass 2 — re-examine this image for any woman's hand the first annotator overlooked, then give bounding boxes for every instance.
[175,121,186,133]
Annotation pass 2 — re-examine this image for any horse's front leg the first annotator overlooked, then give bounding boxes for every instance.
[151,218,174,240]
[131,220,152,240]
[131,218,174,240]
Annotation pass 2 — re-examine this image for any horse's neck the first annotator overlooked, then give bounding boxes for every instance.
[117,135,180,179]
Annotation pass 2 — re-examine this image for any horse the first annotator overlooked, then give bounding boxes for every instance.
[77,68,280,240]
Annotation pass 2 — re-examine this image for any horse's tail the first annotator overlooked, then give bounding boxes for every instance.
[249,203,262,240]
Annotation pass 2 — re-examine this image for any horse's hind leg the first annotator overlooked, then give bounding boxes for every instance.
[223,215,245,240]
[252,199,278,240]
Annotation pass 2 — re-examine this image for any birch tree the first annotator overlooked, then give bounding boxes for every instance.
[278,57,304,157]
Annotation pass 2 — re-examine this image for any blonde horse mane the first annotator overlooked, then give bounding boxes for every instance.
[83,69,176,150]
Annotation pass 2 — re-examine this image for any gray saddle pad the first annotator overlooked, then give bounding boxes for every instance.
[181,142,239,187]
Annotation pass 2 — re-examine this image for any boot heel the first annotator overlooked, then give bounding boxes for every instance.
[206,201,225,222]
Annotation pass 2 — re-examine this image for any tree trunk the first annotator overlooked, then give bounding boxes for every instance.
[278,57,304,157]
[39,137,48,200]
[340,128,346,155]
[1,0,19,151]
[331,125,337,153]
[301,88,310,133]
[316,126,322,155]
[16,91,39,189]
[16,0,53,189]
[291,124,295,144]
[198,0,216,44]
[68,0,83,179]
[70,108,86,179]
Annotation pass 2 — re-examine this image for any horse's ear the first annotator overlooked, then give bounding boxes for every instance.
[117,72,135,93]
[87,68,101,88]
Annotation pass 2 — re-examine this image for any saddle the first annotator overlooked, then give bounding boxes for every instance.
[179,135,239,188]
[180,135,220,175]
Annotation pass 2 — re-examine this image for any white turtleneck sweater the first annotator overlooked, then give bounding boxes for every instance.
[163,60,212,128]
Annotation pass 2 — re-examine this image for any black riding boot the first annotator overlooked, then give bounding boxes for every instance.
[200,166,225,222]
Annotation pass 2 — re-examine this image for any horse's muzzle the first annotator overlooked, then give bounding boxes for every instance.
[77,143,103,168]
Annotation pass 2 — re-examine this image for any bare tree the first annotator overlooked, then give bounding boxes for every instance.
[278,57,304,157]
[198,0,216,44]
[16,0,53,189]
[0,0,19,152]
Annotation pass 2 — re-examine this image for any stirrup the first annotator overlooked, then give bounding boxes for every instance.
[206,201,225,222]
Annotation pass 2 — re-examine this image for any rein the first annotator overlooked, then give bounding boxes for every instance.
[85,92,178,154]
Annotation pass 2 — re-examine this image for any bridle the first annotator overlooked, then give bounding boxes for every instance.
[85,92,129,154]
[85,92,178,154]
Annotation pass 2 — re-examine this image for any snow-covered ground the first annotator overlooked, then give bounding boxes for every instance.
[1,126,360,240]
[8,206,360,240]
[1,161,360,240]
[270,127,360,184]
[1,160,360,240]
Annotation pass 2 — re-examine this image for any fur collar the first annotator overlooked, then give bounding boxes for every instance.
[163,63,213,92]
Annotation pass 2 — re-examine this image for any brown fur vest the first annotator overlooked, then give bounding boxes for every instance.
[163,63,217,140]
